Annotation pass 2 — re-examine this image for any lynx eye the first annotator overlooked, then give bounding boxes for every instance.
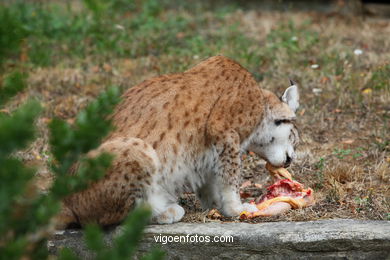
[274,120,283,126]
[274,119,293,126]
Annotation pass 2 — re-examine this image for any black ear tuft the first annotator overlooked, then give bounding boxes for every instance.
[289,79,296,86]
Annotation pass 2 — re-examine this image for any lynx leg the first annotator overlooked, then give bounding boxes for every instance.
[146,182,185,224]
[206,130,257,216]
[150,203,185,224]
[210,130,244,216]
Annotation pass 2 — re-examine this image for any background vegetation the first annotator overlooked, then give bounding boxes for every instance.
[0,1,388,256]
[0,0,166,258]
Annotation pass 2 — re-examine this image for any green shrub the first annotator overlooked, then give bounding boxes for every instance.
[0,3,27,63]
[0,72,164,259]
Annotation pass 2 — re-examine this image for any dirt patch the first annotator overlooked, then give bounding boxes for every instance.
[7,6,390,222]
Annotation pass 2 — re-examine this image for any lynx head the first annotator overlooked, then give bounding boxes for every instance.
[248,80,300,167]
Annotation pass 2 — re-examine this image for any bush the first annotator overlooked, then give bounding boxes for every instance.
[0,3,27,62]
[0,72,164,259]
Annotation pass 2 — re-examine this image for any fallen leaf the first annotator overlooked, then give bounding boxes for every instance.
[91,66,100,73]
[333,109,342,113]
[103,63,112,73]
[299,109,305,116]
[376,138,383,143]
[312,88,322,94]
[0,109,10,114]
[362,88,372,95]
[354,49,363,56]
[115,24,125,30]
[20,44,28,63]
[341,139,355,144]
[66,118,75,124]
[176,32,185,39]
[41,117,51,124]
[311,64,319,69]
[207,209,222,220]
[249,151,255,156]
[320,76,329,84]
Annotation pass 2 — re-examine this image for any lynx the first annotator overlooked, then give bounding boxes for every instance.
[57,55,300,227]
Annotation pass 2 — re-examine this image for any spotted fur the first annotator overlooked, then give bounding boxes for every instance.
[56,55,300,227]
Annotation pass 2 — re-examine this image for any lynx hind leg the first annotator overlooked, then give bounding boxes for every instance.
[146,174,186,224]
[93,137,161,177]
[106,138,184,224]
[95,137,161,222]
[150,203,185,224]
[64,137,160,226]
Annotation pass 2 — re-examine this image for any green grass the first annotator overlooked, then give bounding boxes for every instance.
[0,0,298,77]
[369,64,390,91]
[1,0,389,222]
[1,0,251,67]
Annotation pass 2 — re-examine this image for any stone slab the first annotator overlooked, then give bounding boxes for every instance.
[48,219,390,259]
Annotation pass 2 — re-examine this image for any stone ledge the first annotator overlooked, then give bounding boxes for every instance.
[49,219,390,259]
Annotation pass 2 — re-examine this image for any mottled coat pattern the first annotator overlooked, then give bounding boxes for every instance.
[58,55,300,227]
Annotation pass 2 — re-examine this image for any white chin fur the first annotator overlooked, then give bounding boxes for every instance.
[245,118,292,167]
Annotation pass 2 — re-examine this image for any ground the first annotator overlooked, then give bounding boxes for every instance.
[2,0,389,222]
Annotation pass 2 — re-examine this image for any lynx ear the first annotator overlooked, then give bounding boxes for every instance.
[281,80,299,112]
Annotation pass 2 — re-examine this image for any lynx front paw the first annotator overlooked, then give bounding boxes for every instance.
[152,204,185,224]
[220,202,244,217]
[221,202,258,217]
[242,202,258,213]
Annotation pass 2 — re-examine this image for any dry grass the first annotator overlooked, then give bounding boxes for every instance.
[5,2,389,222]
